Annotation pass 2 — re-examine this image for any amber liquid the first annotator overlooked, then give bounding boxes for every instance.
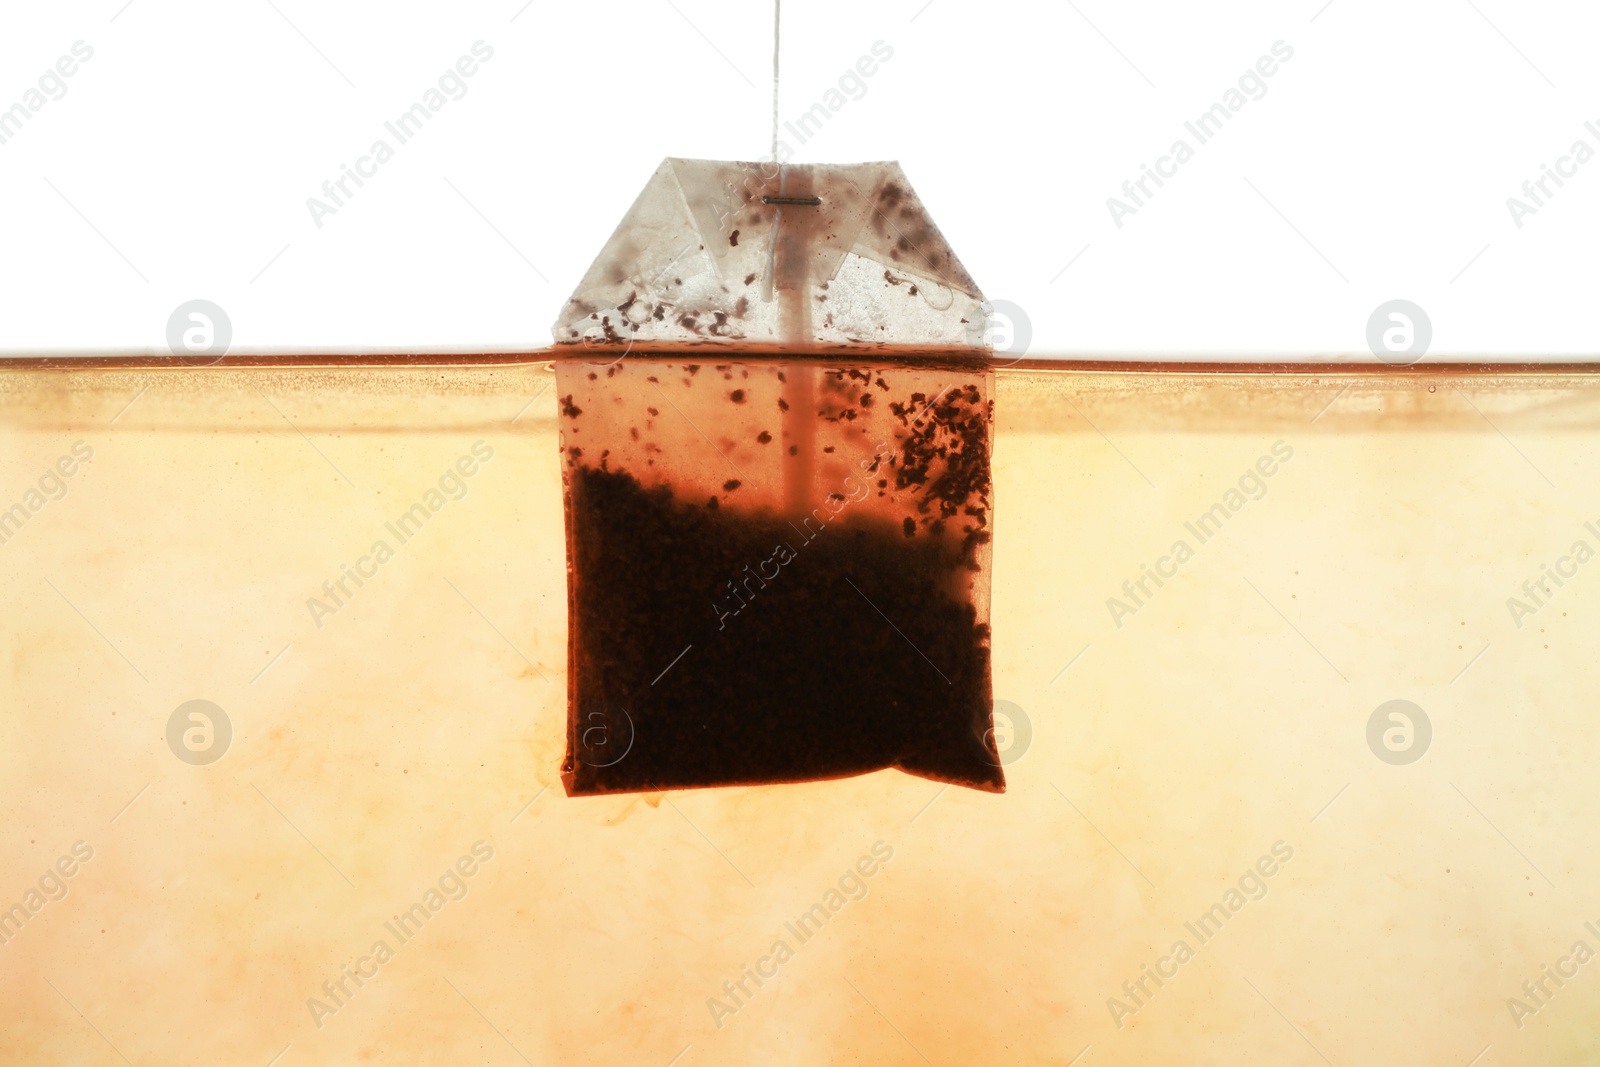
[1,353,1595,1065]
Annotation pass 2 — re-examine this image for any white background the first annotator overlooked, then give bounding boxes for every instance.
[0,0,1595,358]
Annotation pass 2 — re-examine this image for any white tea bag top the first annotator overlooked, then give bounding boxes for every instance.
[552,158,987,348]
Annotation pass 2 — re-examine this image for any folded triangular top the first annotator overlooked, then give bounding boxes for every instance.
[552,159,986,348]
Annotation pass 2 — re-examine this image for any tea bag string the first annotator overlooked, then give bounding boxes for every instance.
[763,0,784,305]
[771,0,781,162]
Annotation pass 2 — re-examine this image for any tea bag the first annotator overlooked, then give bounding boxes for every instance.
[553,159,999,795]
